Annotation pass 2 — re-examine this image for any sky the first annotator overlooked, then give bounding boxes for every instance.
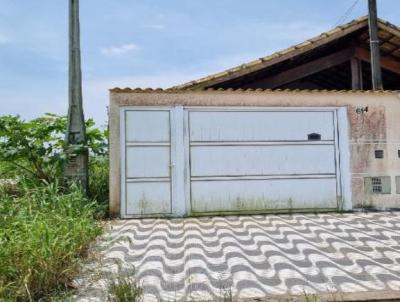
[1,0,400,126]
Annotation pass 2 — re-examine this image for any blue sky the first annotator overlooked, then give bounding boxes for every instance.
[1,0,400,125]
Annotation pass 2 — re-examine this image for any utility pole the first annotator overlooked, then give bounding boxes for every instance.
[64,0,88,194]
[368,0,383,90]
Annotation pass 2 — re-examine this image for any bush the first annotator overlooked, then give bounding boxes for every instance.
[0,114,107,184]
[0,113,110,213]
[89,155,109,214]
[0,182,102,301]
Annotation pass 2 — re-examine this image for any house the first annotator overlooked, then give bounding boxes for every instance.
[109,16,400,218]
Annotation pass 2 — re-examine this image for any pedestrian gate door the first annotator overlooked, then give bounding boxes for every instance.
[120,107,348,218]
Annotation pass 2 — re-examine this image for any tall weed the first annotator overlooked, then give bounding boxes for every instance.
[107,275,143,302]
[0,182,102,300]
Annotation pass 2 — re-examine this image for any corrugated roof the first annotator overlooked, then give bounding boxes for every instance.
[110,87,399,94]
[170,16,400,90]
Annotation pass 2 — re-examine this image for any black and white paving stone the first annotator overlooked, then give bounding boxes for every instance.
[75,212,400,301]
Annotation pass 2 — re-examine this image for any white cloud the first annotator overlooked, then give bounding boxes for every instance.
[101,43,138,56]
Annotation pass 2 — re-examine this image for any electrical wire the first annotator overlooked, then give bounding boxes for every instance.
[334,0,361,26]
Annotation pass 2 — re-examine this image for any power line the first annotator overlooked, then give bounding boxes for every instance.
[334,0,361,26]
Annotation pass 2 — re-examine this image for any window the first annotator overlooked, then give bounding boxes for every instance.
[371,177,382,193]
[364,177,391,194]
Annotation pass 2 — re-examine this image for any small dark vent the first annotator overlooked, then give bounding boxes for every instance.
[375,150,384,159]
[308,133,321,141]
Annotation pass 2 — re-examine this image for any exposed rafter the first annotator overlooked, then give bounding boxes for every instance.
[355,47,400,75]
[246,48,355,89]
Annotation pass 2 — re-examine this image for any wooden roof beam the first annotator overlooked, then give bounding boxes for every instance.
[351,58,363,89]
[246,48,355,89]
[355,47,400,75]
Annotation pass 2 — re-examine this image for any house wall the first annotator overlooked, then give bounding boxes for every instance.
[109,90,400,217]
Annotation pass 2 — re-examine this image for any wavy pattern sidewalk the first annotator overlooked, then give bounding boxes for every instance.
[75,212,400,301]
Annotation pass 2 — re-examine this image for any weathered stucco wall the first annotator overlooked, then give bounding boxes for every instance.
[109,89,400,216]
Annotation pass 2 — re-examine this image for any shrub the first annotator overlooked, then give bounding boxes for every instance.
[89,155,109,215]
[0,182,102,300]
[0,114,107,184]
[0,113,110,213]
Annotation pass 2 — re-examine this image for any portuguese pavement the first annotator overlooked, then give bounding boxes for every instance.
[74,212,400,301]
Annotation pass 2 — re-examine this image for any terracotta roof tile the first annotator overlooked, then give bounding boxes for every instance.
[110,87,399,94]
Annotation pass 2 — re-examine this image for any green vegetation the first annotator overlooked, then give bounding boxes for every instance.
[0,182,102,300]
[300,292,320,302]
[89,155,109,214]
[0,114,107,184]
[221,288,233,302]
[107,275,143,302]
[0,113,109,211]
[0,114,109,301]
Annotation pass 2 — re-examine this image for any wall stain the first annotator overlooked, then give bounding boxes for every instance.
[348,105,388,207]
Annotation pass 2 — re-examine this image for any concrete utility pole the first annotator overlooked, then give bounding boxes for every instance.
[368,0,383,90]
[64,0,88,194]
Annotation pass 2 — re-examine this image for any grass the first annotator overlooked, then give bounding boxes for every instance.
[0,181,102,301]
[221,288,233,302]
[107,275,143,302]
[301,292,320,302]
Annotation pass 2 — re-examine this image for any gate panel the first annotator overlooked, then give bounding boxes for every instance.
[122,109,172,217]
[125,111,170,142]
[189,111,334,142]
[126,182,171,215]
[191,178,338,213]
[126,147,170,178]
[190,145,336,176]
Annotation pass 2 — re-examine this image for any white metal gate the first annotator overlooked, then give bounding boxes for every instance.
[187,109,340,214]
[120,107,350,218]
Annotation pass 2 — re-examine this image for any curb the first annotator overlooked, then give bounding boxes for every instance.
[228,290,400,302]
